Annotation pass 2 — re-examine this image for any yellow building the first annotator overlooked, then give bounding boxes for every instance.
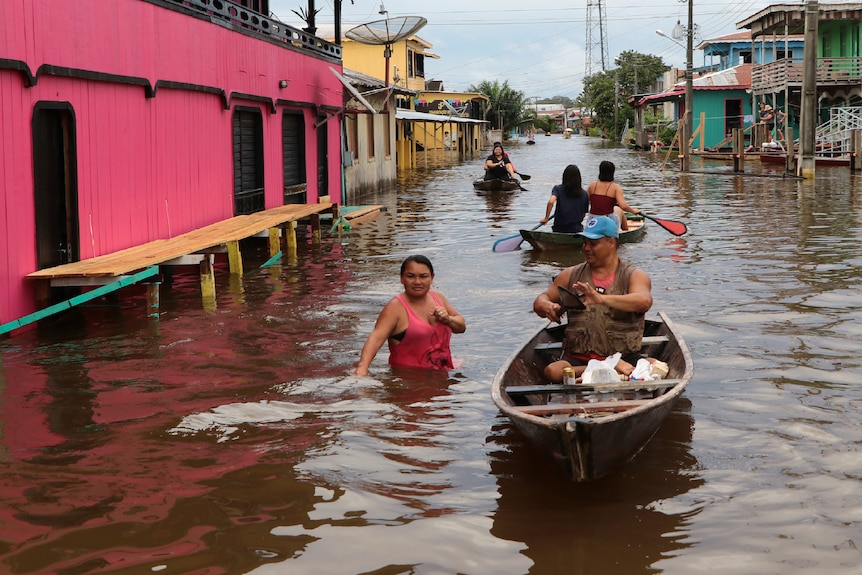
[322,25,489,169]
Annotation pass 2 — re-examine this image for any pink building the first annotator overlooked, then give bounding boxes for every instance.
[0,0,346,327]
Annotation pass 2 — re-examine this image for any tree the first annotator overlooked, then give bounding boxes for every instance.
[468,80,530,136]
[579,51,669,139]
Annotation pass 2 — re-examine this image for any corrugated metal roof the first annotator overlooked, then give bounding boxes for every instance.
[634,64,752,106]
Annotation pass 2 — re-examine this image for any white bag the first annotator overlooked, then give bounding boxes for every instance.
[631,358,657,381]
[581,352,621,384]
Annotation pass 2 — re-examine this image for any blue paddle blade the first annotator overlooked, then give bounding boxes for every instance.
[492,233,525,252]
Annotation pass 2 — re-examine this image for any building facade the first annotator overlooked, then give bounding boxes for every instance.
[0,0,345,326]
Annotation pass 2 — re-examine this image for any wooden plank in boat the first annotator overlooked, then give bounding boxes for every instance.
[534,335,669,352]
[515,399,649,415]
[506,379,682,395]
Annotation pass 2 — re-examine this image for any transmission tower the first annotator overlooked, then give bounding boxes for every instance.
[584,0,609,79]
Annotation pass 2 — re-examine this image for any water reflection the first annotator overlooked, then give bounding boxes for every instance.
[475,190,517,223]
[3,135,862,574]
[489,399,702,574]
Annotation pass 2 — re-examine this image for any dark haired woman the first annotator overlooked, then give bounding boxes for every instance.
[586,160,640,231]
[483,142,517,181]
[354,255,466,376]
[541,164,590,233]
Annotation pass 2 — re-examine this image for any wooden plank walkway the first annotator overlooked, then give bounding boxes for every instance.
[27,203,351,280]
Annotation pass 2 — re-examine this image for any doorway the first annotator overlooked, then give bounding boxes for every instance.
[724,98,743,139]
[32,103,79,270]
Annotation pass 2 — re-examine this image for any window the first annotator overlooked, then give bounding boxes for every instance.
[384,113,391,156]
[414,53,425,79]
[840,26,848,56]
[367,115,375,159]
[232,108,264,215]
[348,115,359,161]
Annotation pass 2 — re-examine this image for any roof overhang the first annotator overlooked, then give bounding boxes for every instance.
[395,109,487,124]
[737,3,862,38]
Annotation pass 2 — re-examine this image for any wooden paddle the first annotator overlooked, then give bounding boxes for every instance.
[492,216,553,253]
[640,213,687,236]
[515,171,531,181]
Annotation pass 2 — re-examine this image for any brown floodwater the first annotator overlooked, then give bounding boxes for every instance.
[2,135,862,574]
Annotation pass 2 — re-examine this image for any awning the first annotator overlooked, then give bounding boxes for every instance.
[395,109,487,124]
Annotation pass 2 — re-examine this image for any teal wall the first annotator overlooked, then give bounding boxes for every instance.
[694,89,752,149]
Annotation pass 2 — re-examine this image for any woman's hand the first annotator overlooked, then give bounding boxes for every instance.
[432,306,450,325]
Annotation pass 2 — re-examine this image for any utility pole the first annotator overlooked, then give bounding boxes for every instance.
[682,0,694,172]
[798,0,819,179]
[614,73,619,141]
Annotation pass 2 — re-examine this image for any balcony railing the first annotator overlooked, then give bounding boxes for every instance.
[162,0,341,60]
[752,56,862,95]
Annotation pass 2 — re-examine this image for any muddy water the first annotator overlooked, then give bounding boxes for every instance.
[2,135,862,574]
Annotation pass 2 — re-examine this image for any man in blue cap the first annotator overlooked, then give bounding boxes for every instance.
[532,215,653,382]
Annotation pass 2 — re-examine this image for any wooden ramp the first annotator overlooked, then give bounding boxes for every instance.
[7,202,382,334]
[28,203,341,281]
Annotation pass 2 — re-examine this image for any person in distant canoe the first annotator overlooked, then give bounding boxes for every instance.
[540,164,590,233]
[484,141,517,181]
[586,160,640,231]
[354,255,466,376]
[532,215,653,382]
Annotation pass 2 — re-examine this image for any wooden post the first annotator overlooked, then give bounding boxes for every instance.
[732,128,744,173]
[785,126,795,173]
[227,240,243,275]
[852,129,862,172]
[311,213,322,244]
[268,227,280,258]
[146,283,160,318]
[200,254,216,311]
[285,220,298,263]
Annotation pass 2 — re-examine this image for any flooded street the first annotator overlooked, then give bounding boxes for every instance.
[2,135,862,574]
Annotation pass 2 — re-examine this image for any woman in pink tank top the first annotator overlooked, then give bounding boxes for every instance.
[355,255,466,376]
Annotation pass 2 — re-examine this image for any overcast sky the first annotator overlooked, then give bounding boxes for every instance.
[269,0,814,99]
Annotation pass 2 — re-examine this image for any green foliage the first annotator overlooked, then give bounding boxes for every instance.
[658,125,677,145]
[579,51,670,136]
[533,114,556,134]
[467,79,530,134]
[542,95,577,109]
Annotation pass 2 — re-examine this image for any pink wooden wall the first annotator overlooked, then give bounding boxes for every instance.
[0,0,345,326]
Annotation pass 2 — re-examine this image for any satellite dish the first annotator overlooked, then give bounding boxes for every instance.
[345,16,428,109]
[345,16,428,48]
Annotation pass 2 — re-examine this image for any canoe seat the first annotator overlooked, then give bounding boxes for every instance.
[534,335,668,353]
[515,399,649,416]
[506,379,682,395]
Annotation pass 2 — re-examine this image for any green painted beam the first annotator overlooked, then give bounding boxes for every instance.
[0,267,159,336]
[260,251,283,268]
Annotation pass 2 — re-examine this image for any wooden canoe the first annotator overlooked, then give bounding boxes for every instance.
[519,215,646,251]
[491,312,693,481]
[473,178,521,192]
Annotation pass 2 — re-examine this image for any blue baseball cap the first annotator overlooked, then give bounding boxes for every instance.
[578,216,619,239]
